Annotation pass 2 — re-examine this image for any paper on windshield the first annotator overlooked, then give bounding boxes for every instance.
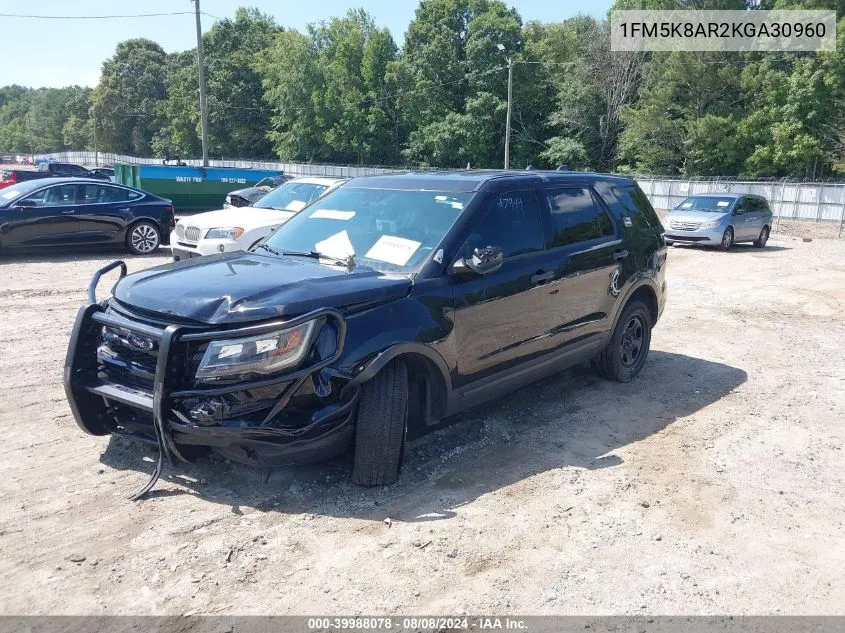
[365,235,421,266]
[315,230,355,258]
[680,202,693,208]
[1,189,20,199]
[717,201,730,207]
[285,199,307,212]
[310,209,356,220]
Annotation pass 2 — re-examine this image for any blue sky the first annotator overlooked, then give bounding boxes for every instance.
[0,0,613,88]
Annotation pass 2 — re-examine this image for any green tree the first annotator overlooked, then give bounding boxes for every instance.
[156,8,279,158]
[260,9,399,164]
[397,0,523,167]
[92,38,167,155]
[0,85,93,153]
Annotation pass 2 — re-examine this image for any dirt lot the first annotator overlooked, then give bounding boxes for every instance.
[1,237,844,616]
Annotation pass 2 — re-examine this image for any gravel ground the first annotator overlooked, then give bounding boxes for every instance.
[1,237,844,616]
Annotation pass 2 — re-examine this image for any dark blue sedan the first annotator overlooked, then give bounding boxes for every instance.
[0,177,175,255]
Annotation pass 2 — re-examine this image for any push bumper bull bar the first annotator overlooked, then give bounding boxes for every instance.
[64,260,349,500]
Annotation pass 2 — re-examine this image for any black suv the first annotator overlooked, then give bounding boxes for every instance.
[64,171,667,495]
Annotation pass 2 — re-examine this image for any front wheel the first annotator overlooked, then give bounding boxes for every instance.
[720,227,734,251]
[592,300,653,383]
[754,226,770,248]
[126,221,161,255]
[351,359,408,487]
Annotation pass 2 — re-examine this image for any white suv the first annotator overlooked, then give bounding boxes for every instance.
[171,177,346,260]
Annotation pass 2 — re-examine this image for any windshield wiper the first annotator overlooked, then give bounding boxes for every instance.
[282,250,356,270]
[254,243,280,256]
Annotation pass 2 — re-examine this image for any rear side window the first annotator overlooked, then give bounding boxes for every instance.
[81,184,141,203]
[544,187,613,247]
[611,185,661,230]
[464,191,544,258]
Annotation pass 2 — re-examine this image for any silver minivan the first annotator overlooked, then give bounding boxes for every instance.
[664,194,773,250]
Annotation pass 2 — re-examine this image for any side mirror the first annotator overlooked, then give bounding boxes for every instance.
[452,246,504,276]
[13,199,36,209]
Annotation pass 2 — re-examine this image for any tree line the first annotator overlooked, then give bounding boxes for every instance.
[1,0,844,178]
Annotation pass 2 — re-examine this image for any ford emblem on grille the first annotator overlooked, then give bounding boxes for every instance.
[126,333,155,352]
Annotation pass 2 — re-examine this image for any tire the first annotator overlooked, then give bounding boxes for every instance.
[592,300,652,383]
[754,225,770,248]
[720,227,734,251]
[126,221,161,255]
[351,359,408,487]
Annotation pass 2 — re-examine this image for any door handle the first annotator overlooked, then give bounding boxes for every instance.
[117,207,130,212]
[60,209,77,215]
[613,249,629,261]
[531,270,555,284]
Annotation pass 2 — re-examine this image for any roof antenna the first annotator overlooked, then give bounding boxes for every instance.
[525,164,534,170]
[466,162,471,169]
[556,164,569,171]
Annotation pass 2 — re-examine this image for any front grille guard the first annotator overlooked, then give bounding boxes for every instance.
[66,260,347,500]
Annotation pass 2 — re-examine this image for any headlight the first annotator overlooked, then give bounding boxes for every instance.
[196,320,317,380]
[204,227,244,240]
[701,219,722,228]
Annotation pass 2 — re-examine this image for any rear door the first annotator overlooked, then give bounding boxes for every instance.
[451,189,564,385]
[537,185,623,346]
[2,183,82,247]
[75,183,144,242]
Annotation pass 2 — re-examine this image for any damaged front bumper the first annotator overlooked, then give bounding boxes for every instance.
[63,261,355,498]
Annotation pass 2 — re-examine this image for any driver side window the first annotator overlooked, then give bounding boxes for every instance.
[461,191,544,259]
[22,184,78,208]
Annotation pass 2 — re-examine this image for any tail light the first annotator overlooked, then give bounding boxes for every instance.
[0,171,16,189]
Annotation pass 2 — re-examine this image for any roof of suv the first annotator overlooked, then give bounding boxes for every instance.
[349,170,634,193]
[686,193,767,200]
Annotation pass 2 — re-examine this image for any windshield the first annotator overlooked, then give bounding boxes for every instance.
[254,181,328,212]
[263,186,474,273]
[0,179,51,204]
[675,196,735,212]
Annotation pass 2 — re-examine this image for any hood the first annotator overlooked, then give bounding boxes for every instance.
[228,186,268,203]
[112,251,412,325]
[179,207,295,230]
[665,210,729,223]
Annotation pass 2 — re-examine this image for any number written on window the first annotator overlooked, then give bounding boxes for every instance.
[463,191,544,259]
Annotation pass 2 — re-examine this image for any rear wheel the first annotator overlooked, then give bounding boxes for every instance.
[351,359,408,487]
[754,225,770,248]
[592,300,652,383]
[126,221,161,255]
[720,227,734,251]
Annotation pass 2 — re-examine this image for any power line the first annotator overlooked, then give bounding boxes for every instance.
[0,11,216,19]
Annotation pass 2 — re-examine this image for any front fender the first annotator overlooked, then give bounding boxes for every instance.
[337,291,454,394]
[344,341,453,394]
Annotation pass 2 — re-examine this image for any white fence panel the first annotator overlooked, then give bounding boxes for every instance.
[31,152,845,227]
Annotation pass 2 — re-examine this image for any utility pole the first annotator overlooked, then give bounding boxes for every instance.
[93,107,98,166]
[504,56,514,170]
[497,43,514,170]
[192,0,210,166]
